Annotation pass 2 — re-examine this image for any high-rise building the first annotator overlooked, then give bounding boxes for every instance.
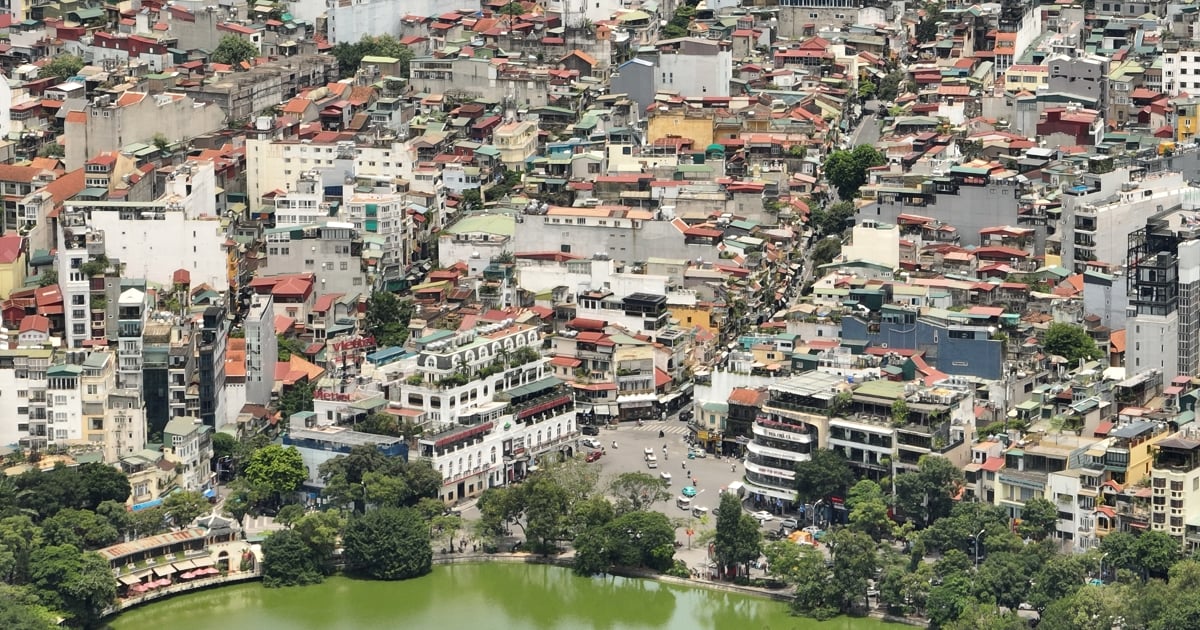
[244,294,276,407]
[198,306,228,429]
[1126,208,1200,379]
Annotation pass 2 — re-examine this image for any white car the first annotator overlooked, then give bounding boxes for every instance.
[580,438,601,449]
[660,472,672,484]
[752,511,774,523]
[644,447,655,457]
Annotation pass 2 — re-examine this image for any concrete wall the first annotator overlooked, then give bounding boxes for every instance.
[512,217,728,268]
[1127,311,1179,378]
[328,0,477,44]
[65,93,225,171]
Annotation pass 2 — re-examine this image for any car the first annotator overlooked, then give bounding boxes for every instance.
[688,449,706,459]
[580,437,601,449]
[681,486,698,498]
[644,447,655,457]
[765,529,783,540]
[585,450,602,463]
[802,525,822,536]
[751,511,774,523]
[660,472,672,484]
[780,518,799,531]
[646,459,658,469]
[581,425,600,436]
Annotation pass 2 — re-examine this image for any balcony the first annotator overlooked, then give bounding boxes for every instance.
[753,418,814,444]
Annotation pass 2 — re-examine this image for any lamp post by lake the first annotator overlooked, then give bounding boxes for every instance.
[1100,552,1109,584]
[971,529,986,570]
[812,499,824,527]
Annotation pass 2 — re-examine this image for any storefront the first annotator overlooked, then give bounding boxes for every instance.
[618,393,659,421]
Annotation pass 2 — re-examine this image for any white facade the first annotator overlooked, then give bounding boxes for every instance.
[0,350,52,449]
[244,294,277,407]
[46,365,84,446]
[1163,50,1200,96]
[1064,170,1194,271]
[841,221,901,269]
[1047,470,1096,551]
[656,43,733,98]
[80,161,230,291]
[1128,311,1179,378]
[326,0,476,44]
[163,417,214,492]
[116,288,148,391]
[244,138,415,212]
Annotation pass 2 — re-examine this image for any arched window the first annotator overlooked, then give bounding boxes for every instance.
[491,446,497,464]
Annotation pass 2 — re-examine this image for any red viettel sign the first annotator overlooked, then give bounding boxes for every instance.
[313,390,353,402]
[333,336,376,352]
[830,496,844,505]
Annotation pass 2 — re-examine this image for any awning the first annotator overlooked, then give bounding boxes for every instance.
[593,405,612,416]
[659,392,681,405]
[617,393,658,404]
[203,488,217,499]
[173,560,197,571]
[191,557,215,568]
[131,498,164,511]
[119,575,143,586]
[152,565,176,577]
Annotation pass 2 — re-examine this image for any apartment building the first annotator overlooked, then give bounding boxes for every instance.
[163,417,214,492]
[1149,428,1200,551]
[244,138,416,213]
[258,223,370,295]
[143,321,198,435]
[198,306,229,429]
[63,92,224,171]
[244,294,277,408]
[1126,207,1200,379]
[285,425,408,488]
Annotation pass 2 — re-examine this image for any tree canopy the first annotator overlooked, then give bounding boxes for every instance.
[824,145,886,200]
[1042,322,1103,363]
[893,455,963,528]
[210,35,258,66]
[343,507,432,580]
[41,55,84,83]
[364,291,415,348]
[242,445,307,504]
[330,35,414,78]
[261,528,323,588]
[793,448,853,505]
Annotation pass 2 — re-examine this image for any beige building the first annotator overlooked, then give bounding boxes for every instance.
[64,92,225,170]
[493,121,538,168]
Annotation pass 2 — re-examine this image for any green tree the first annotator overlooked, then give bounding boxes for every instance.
[712,492,761,578]
[891,398,909,426]
[944,602,1026,630]
[764,540,837,619]
[1042,322,1102,363]
[893,455,963,528]
[520,472,570,552]
[848,492,893,541]
[811,237,842,268]
[330,35,415,78]
[278,379,315,422]
[41,55,84,82]
[343,507,431,580]
[926,573,975,628]
[210,35,258,66]
[793,448,853,505]
[876,71,904,101]
[809,200,857,237]
[242,445,307,504]
[162,490,210,529]
[1016,496,1058,541]
[37,143,64,159]
[829,528,879,612]
[274,504,306,528]
[916,14,940,44]
[292,511,344,575]
[1028,553,1088,611]
[28,545,116,627]
[824,145,886,200]
[261,528,323,587]
[13,463,130,520]
[608,472,671,514]
[39,509,118,550]
[1099,530,1139,575]
[1039,583,1128,630]
[0,583,59,630]
[975,551,1029,611]
[212,432,238,461]
[364,291,414,348]
[1136,530,1181,578]
[0,515,42,584]
[127,507,168,539]
[602,510,677,572]
[276,334,305,361]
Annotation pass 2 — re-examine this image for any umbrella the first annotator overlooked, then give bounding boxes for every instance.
[154,578,172,587]
[180,571,196,579]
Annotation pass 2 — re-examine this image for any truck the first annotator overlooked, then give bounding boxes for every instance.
[723,481,745,498]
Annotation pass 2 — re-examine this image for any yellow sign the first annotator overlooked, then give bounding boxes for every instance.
[697,431,709,440]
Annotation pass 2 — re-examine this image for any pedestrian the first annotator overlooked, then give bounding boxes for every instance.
[731,463,736,472]
[681,461,686,470]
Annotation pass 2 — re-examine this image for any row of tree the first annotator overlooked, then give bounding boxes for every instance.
[784,449,1200,628]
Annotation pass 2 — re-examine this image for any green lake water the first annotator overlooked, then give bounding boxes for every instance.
[107,563,901,630]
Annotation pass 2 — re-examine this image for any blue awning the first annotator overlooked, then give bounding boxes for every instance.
[132,498,164,511]
[203,488,217,499]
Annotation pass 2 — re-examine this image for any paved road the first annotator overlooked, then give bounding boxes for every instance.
[849,100,881,148]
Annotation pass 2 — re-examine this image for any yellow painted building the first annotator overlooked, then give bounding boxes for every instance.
[668,303,716,335]
[0,234,26,299]
[647,111,715,148]
[1003,64,1048,93]
[1175,97,1200,143]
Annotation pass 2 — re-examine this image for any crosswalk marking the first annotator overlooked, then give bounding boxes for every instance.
[629,423,692,435]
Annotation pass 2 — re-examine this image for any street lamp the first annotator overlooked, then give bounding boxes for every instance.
[971,529,986,569]
[1100,552,1110,584]
[813,499,825,527]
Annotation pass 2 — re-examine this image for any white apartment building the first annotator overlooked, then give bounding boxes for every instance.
[46,363,84,446]
[271,171,328,228]
[244,138,416,212]
[244,294,277,408]
[0,349,52,450]
[341,186,412,273]
[163,417,214,492]
[654,39,733,99]
[63,160,232,292]
[116,288,148,392]
[1163,50,1200,96]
